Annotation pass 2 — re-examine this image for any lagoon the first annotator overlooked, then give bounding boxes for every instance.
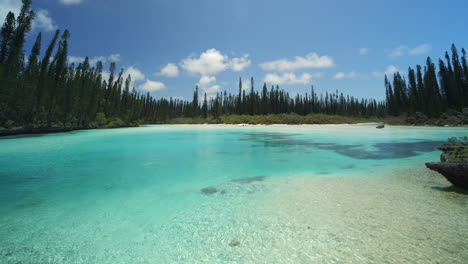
[0,124,467,263]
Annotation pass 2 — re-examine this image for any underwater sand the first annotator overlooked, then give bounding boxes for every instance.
[0,124,467,263]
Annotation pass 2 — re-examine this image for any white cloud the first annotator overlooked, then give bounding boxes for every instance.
[88,56,106,65]
[389,45,407,57]
[124,66,145,84]
[390,44,432,57]
[108,54,121,62]
[60,0,83,5]
[197,75,220,94]
[334,72,346,79]
[409,44,432,55]
[334,71,367,79]
[139,80,166,92]
[100,66,146,89]
[372,65,400,78]
[33,9,58,32]
[101,71,109,82]
[181,49,228,75]
[385,65,399,75]
[68,54,122,65]
[198,75,216,87]
[263,72,322,85]
[229,54,251,71]
[259,53,334,72]
[359,48,368,55]
[239,79,252,91]
[179,49,251,94]
[180,48,250,76]
[203,84,220,94]
[158,63,179,77]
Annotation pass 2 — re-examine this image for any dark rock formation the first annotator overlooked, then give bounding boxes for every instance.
[200,186,218,194]
[0,123,139,137]
[425,143,468,189]
[0,125,77,137]
[231,176,266,184]
[376,124,385,129]
[407,109,468,126]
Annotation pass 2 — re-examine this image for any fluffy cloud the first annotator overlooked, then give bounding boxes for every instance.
[33,9,57,32]
[263,72,322,85]
[259,53,334,72]
[108,54,121,62]
[180,48,251,75]
[139,80,166,92]
[100,66,146,89]
[408,44,432,55]
[124,66,145,83]
[158,63,179,77]
[385,65,399,75]
[68,54,121,65]
[334,71,367,79]
[359,48,368,55]
[229,54,251,71]
[197,75,220,93]
[390,44,432,57]
[59,0,83,5]
[179,49,250,94]
[372,65,400,78]
[181,49,227,75]
[334,72,346,79]
[389,46,407,57]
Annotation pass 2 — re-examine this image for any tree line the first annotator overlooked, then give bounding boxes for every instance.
[1,1,466,129]
[0,0,386,129]
[0,0,198,128]
[385,44,468,117]
[196,79,386,120]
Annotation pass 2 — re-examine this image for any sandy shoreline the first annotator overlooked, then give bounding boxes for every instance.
[153,166,468,263]
[143,123,468,129]
[245,167,468,263]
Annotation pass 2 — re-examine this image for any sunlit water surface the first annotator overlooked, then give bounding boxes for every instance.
[0,124,467,263]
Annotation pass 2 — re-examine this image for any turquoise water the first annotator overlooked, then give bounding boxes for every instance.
[0,124,467,263]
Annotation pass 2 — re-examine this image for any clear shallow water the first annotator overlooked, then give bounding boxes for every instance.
[0,124,467,263]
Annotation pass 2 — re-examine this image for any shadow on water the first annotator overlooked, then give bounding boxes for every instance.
[231,175,266,184]
[240,132,445,160]
[236,132,301,141]
[431,186,468,195]
[200,176,267,195]
[0,130,84,140]
[323,141,446,160]
[15,200,43,209]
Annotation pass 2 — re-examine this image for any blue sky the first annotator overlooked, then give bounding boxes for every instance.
[1,0,467,100]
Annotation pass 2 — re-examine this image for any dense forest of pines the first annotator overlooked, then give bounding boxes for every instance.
[385,44,468,118]
[0,1,467,131]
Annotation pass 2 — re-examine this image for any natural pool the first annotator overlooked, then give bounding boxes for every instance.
[0,124,467,263]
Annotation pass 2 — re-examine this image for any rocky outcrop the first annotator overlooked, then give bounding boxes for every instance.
[425,143,468,189]
[407,108,468,126]
[0,123,139,137]
[200,186,218,194]
[376,124,385,129]
[0,125,79,136]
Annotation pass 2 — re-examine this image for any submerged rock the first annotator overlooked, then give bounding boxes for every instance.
[200,186,218,194]
[232,176,266,184]
[376,124,385,129]
[425,143,468,189]
[230,240,240,246]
